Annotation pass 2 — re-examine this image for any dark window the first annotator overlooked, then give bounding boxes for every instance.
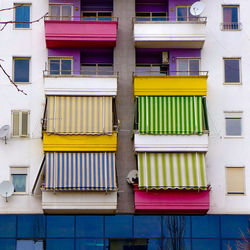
[12,174,26,192]
[14,58,30,82]
[224,59,240,83]
[49,58,72,75]
[15,5,30,28]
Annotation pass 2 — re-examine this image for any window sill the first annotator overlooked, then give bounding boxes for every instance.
[223,82,242,85]
[13,192,28,195]
[226,193,245,196]
[14,82,31,84]
[13,27,32,30]
[224,136,243,139]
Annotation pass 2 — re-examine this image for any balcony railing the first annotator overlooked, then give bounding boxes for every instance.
[45,16,118,21]
[133,16,207,23]
[221,22,241,31]
[133,71,208,76]
[43,70,118,77]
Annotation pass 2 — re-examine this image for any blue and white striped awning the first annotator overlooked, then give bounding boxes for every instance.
[45,152,116,191]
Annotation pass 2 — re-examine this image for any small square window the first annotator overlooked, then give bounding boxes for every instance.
[12,110,29,137]
[226,167,245,194]
[14,4,31,29]
[224,58,241,84]
[13,58,30,83]
[177,58,200,75]
[176,6,196,22]
[10,167,28,194]
[222,6,240,30]
[49,5,73,20]
[48,58,72,75]
[225,112,242,137]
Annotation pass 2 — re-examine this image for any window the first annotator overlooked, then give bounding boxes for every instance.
[13,58,30,83]
[226,167,245,194]
[135,64,169,75]
[16,240,45,250]
[10,167,28,194]
[49,5,73,20]
[176,6,196,21]
[12,110,29,137]
[14,4,30,29]
[224,58,241,84]
[222,6,240,30]
[135,12,167,21]
[48,58,72,75]
[80,64,113,75]
[82,11,112,21]
[177,58,200,75]
[225,112,242,137]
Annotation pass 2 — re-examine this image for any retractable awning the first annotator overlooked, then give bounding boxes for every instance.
[138,96,206,134]
[45,152,116,191]
[138,152,207,190]
[46,96,113,135]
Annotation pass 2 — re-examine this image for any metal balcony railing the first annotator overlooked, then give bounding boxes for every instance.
[133,16,207,23]
[221,22,241,31]
[44,16,118,21]
[133,71,208,76]
[43,70,118,77]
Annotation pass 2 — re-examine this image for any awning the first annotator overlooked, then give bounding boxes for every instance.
[138,96,205,134]
[138,152,207,190]
[45,152,116,191]
[46,96,113,134]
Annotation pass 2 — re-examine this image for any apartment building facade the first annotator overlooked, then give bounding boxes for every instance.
[0,0,249,249]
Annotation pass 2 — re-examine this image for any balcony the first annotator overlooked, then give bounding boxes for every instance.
[45,17,118,48]
[133,17,206,48]
[43,132,118,152]
[134,186,210,214]
[133,71,208,96]
[44,71,118,96]
[42,191,117,214]
[134,133,208,152]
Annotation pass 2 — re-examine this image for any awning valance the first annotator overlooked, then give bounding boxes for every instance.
[46,96,113,135]
[138,152,207,190]
[45,152,116,191]
[138,96,206,134]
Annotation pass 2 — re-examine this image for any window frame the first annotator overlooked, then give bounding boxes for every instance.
[225,167,245,195]
[135,64,169,75]
[135,12,168,21]
[222,5,240,31]
[224,111,243,138]
[10,166,29,195]
[80,63,114,75]
[13,3,31,29]
[49,4,74,20]
[13,57,31,83]
[11,110,30,138]
[81,11,113,20]
[48,57,73,75]
[223,58,241,85]
[176,58,201,75]
[176,5,195,22]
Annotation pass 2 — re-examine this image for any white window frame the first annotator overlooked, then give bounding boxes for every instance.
[224,111,243,138]
[223,58,241,85]
[10,166,29,195]
[225,166,245,195]
[176,58,201,75]
[222,5,240,31]
[13,3,32,30]
[11,110,30,137]
[13,57,31,83]
[49,4,73,20]
[48,57,73,75]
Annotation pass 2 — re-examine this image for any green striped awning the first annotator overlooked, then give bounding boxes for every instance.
[138,152,207,190]
[138,96,204,134]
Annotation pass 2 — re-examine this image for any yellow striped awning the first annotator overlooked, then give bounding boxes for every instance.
[45,152,117,191]
[46,96,113,134]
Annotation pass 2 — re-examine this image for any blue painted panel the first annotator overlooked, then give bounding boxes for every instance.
[76,239,104,250]
[0,239,16,250]
[222,240,248,250]
[134,216,161,238]
[47,216,74,238]
[148,239,161,250]
[163,216,191,238]
[221,215,249,238]
[15,5,30,28]
[0,215,16,238]
[17,215,45,238]
[192,239,220,250]
[192,215,220,238]
[76,216,104,238]
[14,59,29,82]
[47,239,74,250]
[105,215,133,238]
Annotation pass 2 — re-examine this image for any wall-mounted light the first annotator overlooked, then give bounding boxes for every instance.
[171,56,175,63]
